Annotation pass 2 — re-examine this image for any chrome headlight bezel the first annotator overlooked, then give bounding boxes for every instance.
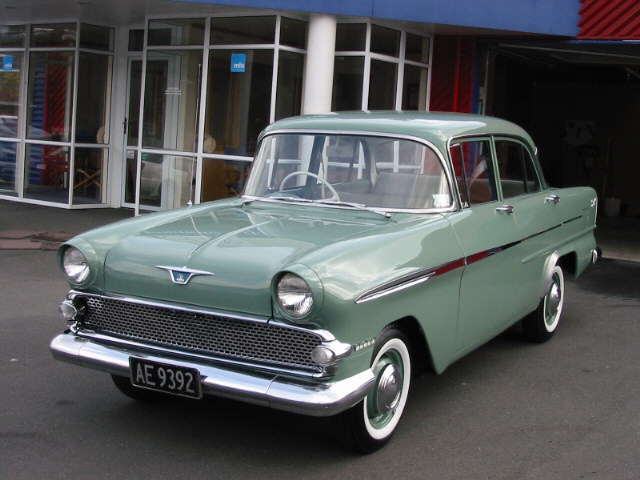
[275,272,314,320]
[62,246,90,284]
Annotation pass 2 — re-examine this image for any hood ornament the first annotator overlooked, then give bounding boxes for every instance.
[156,265,214,285]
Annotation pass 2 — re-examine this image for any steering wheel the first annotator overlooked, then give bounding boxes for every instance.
[279,171,341,202]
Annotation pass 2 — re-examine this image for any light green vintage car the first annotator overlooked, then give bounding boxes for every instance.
[51,112,600,452]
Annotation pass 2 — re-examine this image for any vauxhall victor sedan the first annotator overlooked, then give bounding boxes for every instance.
[51,112,599,452]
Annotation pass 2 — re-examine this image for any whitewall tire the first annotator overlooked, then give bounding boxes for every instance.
[336,327,412,453]
[523,265,565,343]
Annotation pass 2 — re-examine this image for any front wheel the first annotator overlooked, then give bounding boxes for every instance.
[523,265,565,343]
[335,328,412,453]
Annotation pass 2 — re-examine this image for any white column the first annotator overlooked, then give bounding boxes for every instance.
[302,14,337,114]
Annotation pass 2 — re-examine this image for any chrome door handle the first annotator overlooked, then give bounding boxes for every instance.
[545,194,560,204]
[496,205,514,214]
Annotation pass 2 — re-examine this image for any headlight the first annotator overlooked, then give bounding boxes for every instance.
[62,247,90,283]
[276,273,313,318]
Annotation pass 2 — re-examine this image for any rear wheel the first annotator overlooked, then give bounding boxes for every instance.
[336,328,411,453]
[523,265,565,343]
[111,374,166,402]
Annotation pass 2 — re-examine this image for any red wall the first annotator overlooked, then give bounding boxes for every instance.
[579,0,640,39]
[429,36,476,113]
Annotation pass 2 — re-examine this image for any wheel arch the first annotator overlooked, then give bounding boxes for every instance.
[539,249,576,299]
[557,251,577,277]
[383,316,436,376]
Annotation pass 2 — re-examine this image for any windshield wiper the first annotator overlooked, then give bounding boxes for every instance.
[242,195,313,206]
[243,196,391,218]
[315,200,391,218]
[267,195,314,203]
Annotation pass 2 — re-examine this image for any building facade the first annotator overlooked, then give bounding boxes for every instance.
[3,0,638,216]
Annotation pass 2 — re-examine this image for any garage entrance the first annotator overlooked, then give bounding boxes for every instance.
[481,40,640,219]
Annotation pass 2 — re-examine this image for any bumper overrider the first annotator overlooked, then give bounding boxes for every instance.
[50,293,375,417]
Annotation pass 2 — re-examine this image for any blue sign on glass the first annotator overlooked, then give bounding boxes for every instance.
[3,56,14,71]
[230,53,246,73]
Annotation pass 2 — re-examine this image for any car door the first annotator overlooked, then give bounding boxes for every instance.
[492,137,564,319]
[446,137,523,356]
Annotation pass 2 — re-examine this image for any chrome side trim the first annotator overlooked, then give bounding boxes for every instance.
[355,212,587,304]
[521,220,588,265]
[355,258,466,304]
[50,333,374,417]
[355,215,577,304]
[355,272,434,304]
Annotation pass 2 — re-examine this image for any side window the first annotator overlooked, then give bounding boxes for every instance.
[449,139,497,207]
[495,140,541,198]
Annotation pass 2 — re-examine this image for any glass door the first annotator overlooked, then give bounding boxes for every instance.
[138,50,200,212]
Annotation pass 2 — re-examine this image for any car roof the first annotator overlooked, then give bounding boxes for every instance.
[262,111,535,149]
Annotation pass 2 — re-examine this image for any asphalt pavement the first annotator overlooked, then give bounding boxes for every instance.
[1,200,639,479]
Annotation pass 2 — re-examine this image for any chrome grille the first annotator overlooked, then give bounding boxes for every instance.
[79,296,323,372]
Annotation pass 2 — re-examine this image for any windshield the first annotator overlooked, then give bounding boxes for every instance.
[244,133,453,211]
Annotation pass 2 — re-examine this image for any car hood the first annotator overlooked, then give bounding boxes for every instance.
[102,203,387,316]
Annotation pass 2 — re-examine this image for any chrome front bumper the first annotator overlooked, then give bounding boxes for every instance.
[50,333,374,417]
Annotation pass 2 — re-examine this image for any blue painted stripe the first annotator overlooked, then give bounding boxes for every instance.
[173,0,581,36]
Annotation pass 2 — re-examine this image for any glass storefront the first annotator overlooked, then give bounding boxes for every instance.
[0,32,22,195]
[0,22,114,206]
[0,14,431,212]
[26,51,74,142]
[138,153,195,209]
[25,24,76,203]
[333,22,431,111]
[76,52,112,145]
[142,49,202,152]
[0,141,18,194]
[129,15,312,213]
[205,49,273,157]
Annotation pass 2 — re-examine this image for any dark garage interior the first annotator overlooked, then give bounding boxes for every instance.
[483,41,640,218]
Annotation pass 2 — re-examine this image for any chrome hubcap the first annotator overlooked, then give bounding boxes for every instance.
[547,281,561,318]
[375,363,402,415]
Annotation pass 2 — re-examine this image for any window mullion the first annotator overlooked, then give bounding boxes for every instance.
[362,22,372,110]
